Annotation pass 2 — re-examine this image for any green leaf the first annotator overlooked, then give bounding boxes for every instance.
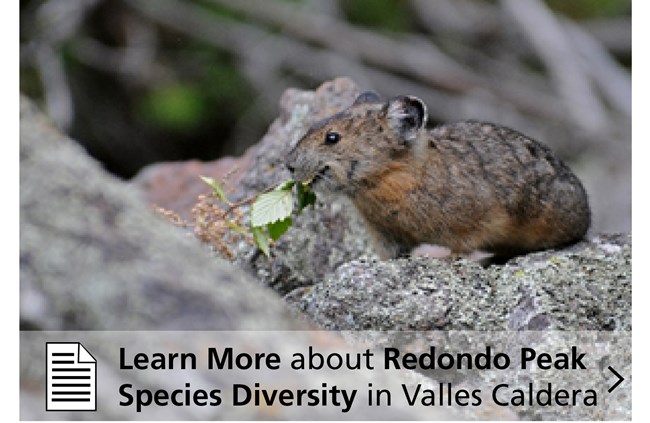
[275,179,296,191]
[297,182,317,212]
[267,217,292,241]
[251,189,294,227]
[251,226,271,257]
[200,176,231,205]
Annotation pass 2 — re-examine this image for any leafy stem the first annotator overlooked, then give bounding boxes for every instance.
[200,176,317,257]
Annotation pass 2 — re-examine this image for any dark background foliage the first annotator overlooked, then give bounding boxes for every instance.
[20,0,631,231]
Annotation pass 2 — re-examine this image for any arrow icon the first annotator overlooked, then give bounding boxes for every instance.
[607,366,624,393]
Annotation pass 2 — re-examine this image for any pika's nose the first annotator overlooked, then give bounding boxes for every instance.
[286,162,295,174]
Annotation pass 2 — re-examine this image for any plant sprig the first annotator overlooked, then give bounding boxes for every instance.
[199,176,317,257]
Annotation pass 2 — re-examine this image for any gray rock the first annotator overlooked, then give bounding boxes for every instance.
[20,95,464,420]
[20,96,297,332]
[287,234,631,331]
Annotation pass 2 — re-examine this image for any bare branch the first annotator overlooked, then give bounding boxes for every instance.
[563,18,631,117]
[35,0,101,43]
[410,0,500,37]
[68,16,158,87]
[211,0,478,92]
[581,17,631,56]
[31,0,103,130]
[34,45,73,130]
[501,0,608,133]
[209,0,589,133]
[127,0,612,156]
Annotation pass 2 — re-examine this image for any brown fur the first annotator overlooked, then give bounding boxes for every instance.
[286,93,591,260]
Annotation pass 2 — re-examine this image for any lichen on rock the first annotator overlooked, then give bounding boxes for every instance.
[286,235,630,332]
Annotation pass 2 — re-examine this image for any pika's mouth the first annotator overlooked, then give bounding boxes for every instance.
[305,166,330,187]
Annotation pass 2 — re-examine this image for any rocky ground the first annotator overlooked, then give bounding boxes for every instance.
[20,79,631,419]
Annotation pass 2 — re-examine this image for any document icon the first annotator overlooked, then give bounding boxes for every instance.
[46,342,97,411]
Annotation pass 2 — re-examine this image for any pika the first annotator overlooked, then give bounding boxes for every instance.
[286,92,590,260]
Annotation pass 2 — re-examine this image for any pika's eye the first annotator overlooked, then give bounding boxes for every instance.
[325,131,340,145]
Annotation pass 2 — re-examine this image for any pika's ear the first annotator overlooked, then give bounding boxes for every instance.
[386,95,427,143]
[353,91,382,105]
